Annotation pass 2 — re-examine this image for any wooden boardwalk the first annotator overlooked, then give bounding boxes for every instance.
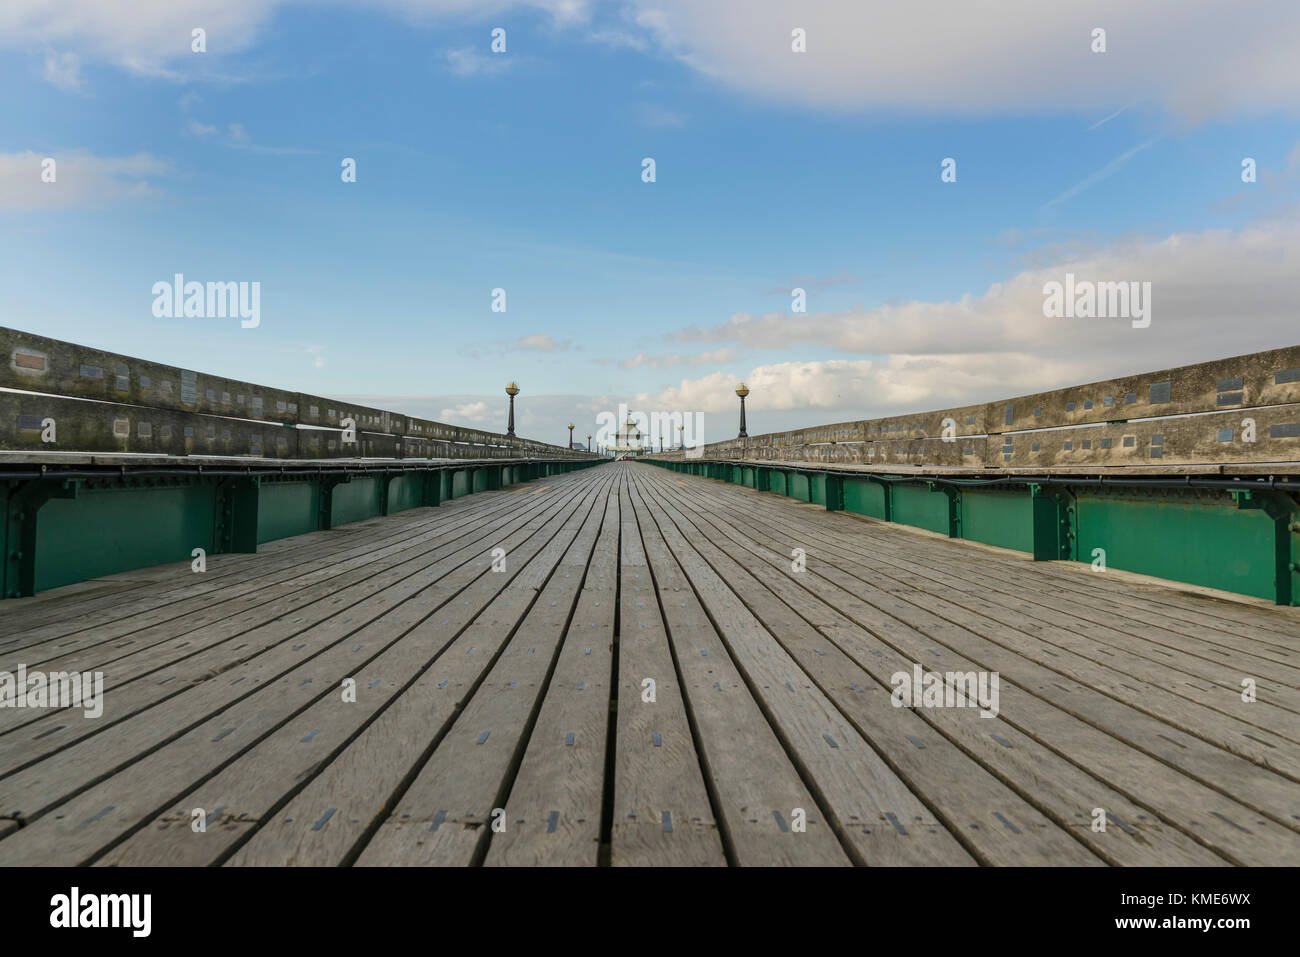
[0,461,1297,866]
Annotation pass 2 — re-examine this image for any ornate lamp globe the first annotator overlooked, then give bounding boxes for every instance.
[505,382,520,397]
[735,383,750,398]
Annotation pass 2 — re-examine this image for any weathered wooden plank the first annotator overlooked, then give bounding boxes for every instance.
[624,477,849,865]
[639,485,974,864]
[835,524,1300,702]
[646,466,1300,863]
[0,482,535,684]
[101,468,615,866]
[689,473,1300,705]
[609,481,726,865]
[0,468,538,670]
[0,468,609,863]
[0,505,452,649]
[636,471,1120,863]
[634,475,975,865]
[0,469,598,795]
[639,467,1230,865]
[480,491,620,866]
[346,472,614,867]
[218,470,612,867]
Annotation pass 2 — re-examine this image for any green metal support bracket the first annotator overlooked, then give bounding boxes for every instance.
[421,469,443,508]
[1231,489,1300,606]
[214,476,260,553]
[378,472,399,517]
[318,473,352,530]
[1029,483,1075,561]
[3,477,79,598]
[928,481,961,538]
[825,474,845,512]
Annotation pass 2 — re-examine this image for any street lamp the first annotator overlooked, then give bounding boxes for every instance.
[586,433,592,452]
[505,382,519,437]
[736,383,750,438]
[678,424,684,450]
[568,422,575,448]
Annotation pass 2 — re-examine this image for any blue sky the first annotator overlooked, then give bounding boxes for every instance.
[3,1,1299,444]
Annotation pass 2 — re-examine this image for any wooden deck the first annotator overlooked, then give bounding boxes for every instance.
[0,461,1297,866]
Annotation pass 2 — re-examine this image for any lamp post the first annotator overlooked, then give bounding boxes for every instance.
[568,423,575,449]
[736,383,750,438]
[658,433,663,453]
[678,424,684,450]
[505,382,519,437]
[586,433,592,452]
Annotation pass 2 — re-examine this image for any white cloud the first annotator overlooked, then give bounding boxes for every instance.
[443,46,513,78]
[617,348,735,370]
[652,220,1300,421]
[1,1,274,78]
[627,0,1300,120]
[439,400,491,422]
[461,333,575,358]
[637,103,685,127]
[186,119,318,154]
[0,1,584,80]
[516,333,567,352]
[42,51,82,90]
[10,2,1299,120]
[0,150,172,209]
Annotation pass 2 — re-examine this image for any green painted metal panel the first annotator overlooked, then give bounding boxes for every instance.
[891,484,950,535]
[962,489,1034,554]
[810,474,827,505]
[472,469,488,493]
[451,470,468,498]
[257,481,318,544]
[843,478,887,519]
[387,473,423,514]
[1075,491,1277,600]
[788,472,810,501]
[36,485,215,592]
[331,476,380,527]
